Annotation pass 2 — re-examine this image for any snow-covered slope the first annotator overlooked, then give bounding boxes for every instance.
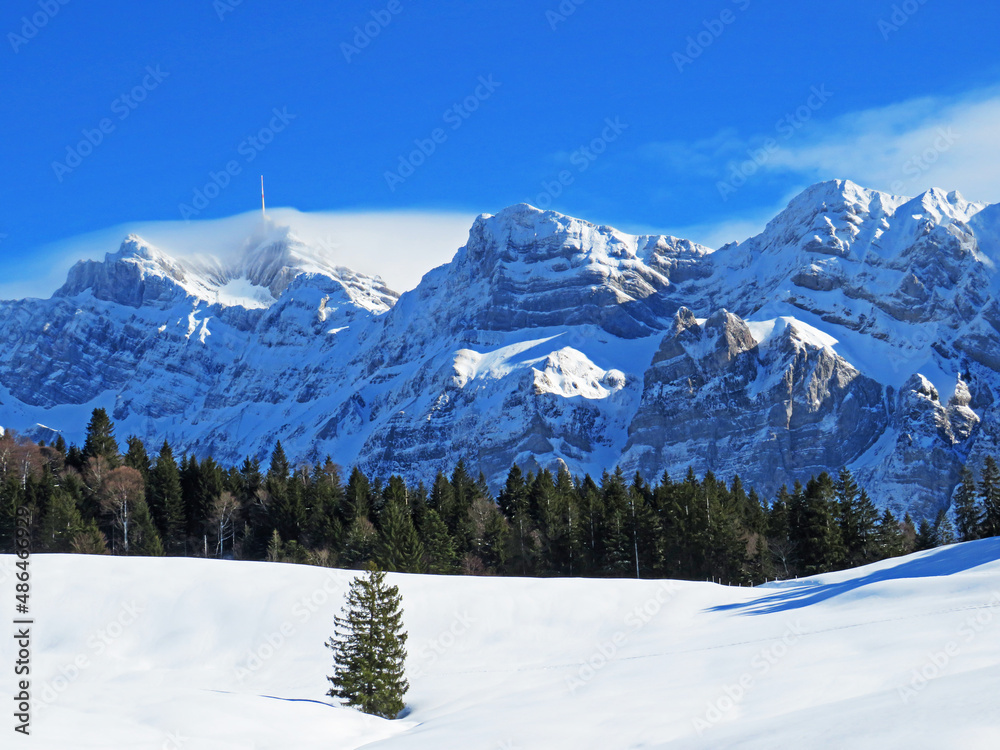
[3,181,1000,515]
[3,540,1000,748]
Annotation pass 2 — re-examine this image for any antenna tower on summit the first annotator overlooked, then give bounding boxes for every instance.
[260,175,266,218]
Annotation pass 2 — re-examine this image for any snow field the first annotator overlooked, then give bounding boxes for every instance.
[1,540,1000,748]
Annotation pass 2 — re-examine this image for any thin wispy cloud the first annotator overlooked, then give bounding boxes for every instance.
[765,88,1000,203]
[0,210,477,301]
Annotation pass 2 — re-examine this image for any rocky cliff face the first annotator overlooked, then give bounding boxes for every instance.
[2,181,999,517]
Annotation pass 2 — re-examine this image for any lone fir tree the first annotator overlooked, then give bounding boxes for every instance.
[326,564,409,719]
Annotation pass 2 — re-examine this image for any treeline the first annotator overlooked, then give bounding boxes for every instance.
[2,408,999,583]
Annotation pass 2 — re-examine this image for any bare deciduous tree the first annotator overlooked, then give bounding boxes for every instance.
[100,466,145,554]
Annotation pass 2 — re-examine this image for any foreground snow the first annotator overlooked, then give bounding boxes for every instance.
[3,540,1000,748]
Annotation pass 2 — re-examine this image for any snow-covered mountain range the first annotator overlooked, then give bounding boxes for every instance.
[3,179,1000,517]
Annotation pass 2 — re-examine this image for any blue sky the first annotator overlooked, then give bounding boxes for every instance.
[3,0,1000,295]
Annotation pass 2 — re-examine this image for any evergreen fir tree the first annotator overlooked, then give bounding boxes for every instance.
[934,509,956,546]
[876,509,904,558]
[123,436,151,483]
[345,466,373,522]
[70,519,108,555]
[148,441,185,553]
[853,489,880,564]
[39,487,85,552]
[979,455,1000,537]
[342,517,378,569]
[306,459,345,551]
[915,518,937,551]
[420,509,457,574]
[83,408,120,465]
[326,565,408,719]
[266,529,284,562]
[798,473,845,574]
[377,495,425,573]
[131,499,165,556]
[953,465,981,542]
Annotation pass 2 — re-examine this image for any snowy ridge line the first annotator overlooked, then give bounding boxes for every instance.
[4,179,1000,518]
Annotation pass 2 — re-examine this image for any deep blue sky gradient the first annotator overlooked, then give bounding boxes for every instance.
[3,0,1000,288]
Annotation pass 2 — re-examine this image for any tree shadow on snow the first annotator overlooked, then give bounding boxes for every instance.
[710,537,1000,616]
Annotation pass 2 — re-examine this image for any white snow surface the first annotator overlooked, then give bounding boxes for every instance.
[4,179,1000,514]
[3,540,1000,749]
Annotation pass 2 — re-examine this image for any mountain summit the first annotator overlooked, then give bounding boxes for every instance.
[2,181,999,516]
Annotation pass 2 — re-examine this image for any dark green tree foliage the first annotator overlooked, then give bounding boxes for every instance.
[466,496,509,574]
[307,459,345,551]
[7,410,1000,581]
[131,499,165,556]
[345,466,373,523]
[377,483,425,573]
[449,459,477,544]
[39,487,86,552]
[934,509,956,546]
[326,565,408,719]
[148,441,185,553]
[915,518,937,551]
[123,436,151,483]
[953,466,981,542]
[342,517,378,569]
[83,408,120,465]
[979,456,1000,537]
[419,509,457,574]
[599,468,634,577]
[876,509,905,558]
[797,473,845,575]
[497,465,537,575]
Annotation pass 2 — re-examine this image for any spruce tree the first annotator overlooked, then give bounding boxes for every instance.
[853,489,880,564]
[420,509,457,574]
[799,473,845,574]
[39,487,85,552]
[979,456,1000,537]
[876,509,904,558]
[342,517,378,568]
[148,441,185,553]
[83,408,120,465]
[934,508,956,547]
[123,436,151,483]
[953,466,981,541]
[915,518,936,551]
[326,565,408,719]
[345,466,373,522]
[377,495,425,573]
